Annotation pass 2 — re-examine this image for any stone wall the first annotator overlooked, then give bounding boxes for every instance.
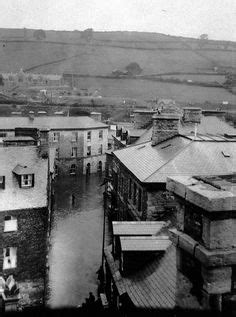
[0,208,48,306]
[0,207,48,279]
[151,115,179,146]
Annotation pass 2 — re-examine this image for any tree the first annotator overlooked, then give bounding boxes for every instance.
[199,34,208,49]
[125,62,143,76]
[81,28,93,42]
[33,29,46,40]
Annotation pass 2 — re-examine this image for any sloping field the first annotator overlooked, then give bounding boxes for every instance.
[66,77,235,104]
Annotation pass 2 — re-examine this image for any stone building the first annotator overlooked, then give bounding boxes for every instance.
[104,112,236,223]
[0,116,108,175]
[0,133,54,308]
[166,174,236,313]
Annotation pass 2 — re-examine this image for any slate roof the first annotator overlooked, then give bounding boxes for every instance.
[0,116,108,131]
[135,116,236,144]
[104,244,202,310]
[112,221,166,236]
[113,136,236,183]
[0,146,48,211]
[120,236,171,251]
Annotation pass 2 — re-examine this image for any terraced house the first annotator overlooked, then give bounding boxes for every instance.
[0,131,54,308]
[0,115,108,175]
[105,111,236,224]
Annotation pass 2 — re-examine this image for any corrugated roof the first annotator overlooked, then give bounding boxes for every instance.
[0,116,108,130]
[112,221,165,236]
[120,236,171,251]
[114,136,236,183]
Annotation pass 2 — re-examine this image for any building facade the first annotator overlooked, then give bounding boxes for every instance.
[0,116,108,176]
[104,112,236,223]
[0,134,52,308]
[167,174,236,313]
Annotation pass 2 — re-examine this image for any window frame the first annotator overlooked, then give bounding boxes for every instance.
[87,145,91,156]
[0,176,5,189]
[99,130,103,140]
[3,247,17,270]
[87,131,91,142]
[71,147,77,158]
[53,132,60,142]
[21,174,34,188]
[70,164,76,175]
[71,131,78,142]
[4,216,17,233]
[98,144,103,155]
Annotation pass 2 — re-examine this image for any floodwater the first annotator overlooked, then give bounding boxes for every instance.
[47,174,105,308]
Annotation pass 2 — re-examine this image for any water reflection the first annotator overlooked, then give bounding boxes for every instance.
[47,174,104,308]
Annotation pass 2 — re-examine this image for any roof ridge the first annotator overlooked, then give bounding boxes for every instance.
[143,139,193,182]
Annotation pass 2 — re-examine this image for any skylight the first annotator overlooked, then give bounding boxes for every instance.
[221,151,231,158]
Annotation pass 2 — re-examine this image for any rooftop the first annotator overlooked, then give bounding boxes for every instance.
[112,221,166,236]
[135,116,236,145]
[105,244,202,310]
[113,135,236,183]
[0,146,48,211]
[120,236,171,252]
[167,173,236,212]
[0,116,108,131]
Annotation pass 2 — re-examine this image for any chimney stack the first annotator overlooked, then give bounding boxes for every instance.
[133,109,157,129]
[151,113,180,146]
[39,129,50,159]
[182,107,202,123]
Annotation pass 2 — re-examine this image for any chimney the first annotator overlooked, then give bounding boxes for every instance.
[39,129,50,159]
[133,109,157,129]
[182,107,202,123]
[151,113,180,146]
[90,112,102,122]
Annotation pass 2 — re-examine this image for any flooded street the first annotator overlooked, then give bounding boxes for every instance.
[47,174,105,308]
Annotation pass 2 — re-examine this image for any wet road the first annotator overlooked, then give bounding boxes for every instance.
[47,174,104,308]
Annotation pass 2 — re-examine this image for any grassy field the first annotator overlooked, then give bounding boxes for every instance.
[0,28,236,105]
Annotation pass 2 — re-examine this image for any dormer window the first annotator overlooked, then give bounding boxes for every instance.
[21,174,33,187]
[12,165,34,188]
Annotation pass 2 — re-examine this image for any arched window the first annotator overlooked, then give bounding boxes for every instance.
[70,164,76,175]
[98,161,102,173]
[86,163,91,175]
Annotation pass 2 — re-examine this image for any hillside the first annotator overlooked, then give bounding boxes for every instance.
[0,28,236,105]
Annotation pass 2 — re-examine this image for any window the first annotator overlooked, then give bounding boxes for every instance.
[99,130,103,140]
[55,148,59,159]
[21,174,34,188]
[98,144,103,155]
[87,131,91,141]
[3,247,17,270]
[0,176,5,189]
[86,163,91,175]
[71,147,77,157]
[98,161,102,173]
[138,188,142,211]
[128,179,132,199]
[71,131,77,142]
[70,164,76,175]
[53,132,60,142]
[133,183,137,205]
[0,132,7,138]
[55,165,58,176]
[87,146,91,156]
[4,216,17,232]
